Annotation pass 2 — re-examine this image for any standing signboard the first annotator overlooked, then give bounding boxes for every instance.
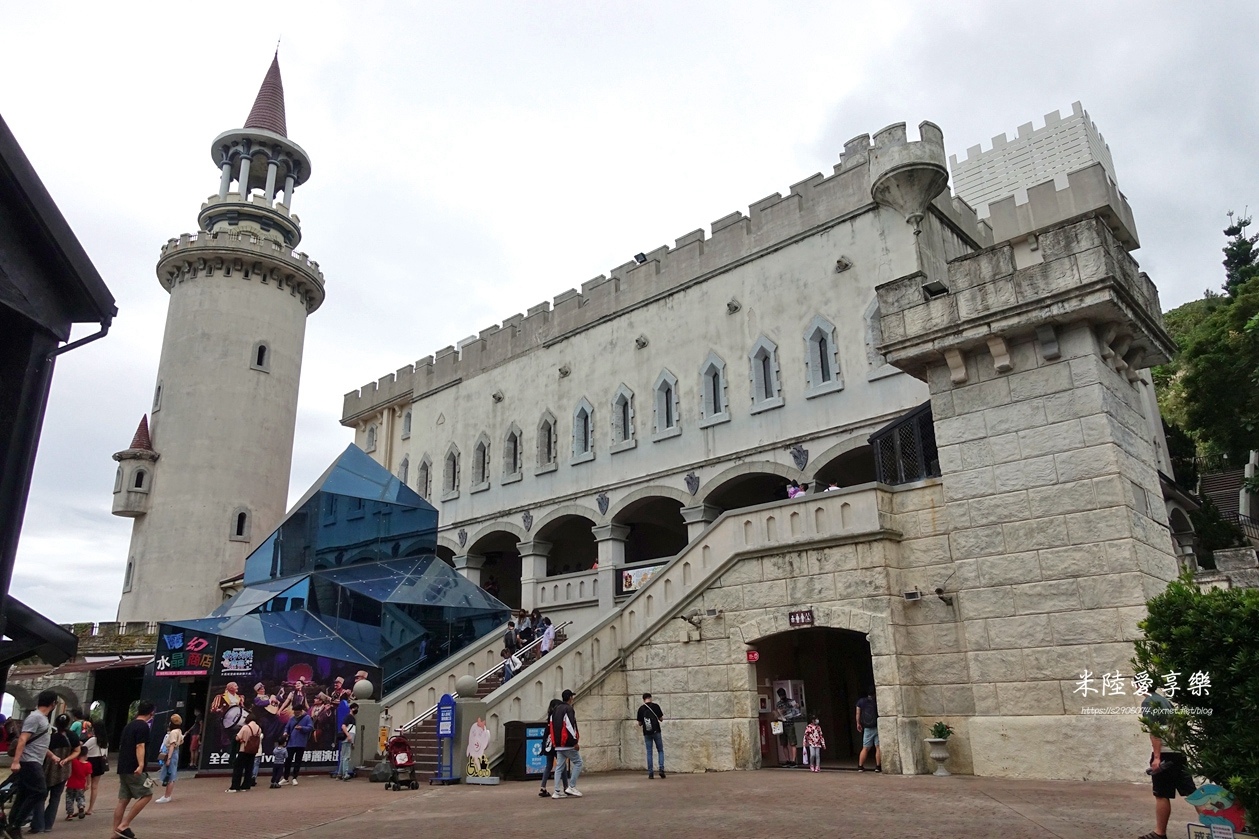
[431,694,457,784]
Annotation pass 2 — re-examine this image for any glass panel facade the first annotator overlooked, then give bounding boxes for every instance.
[189,444,508,696]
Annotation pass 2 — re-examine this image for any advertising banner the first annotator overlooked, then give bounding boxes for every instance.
[201,639,379,771]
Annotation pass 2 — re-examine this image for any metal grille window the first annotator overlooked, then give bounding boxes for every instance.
[869,401,940,485]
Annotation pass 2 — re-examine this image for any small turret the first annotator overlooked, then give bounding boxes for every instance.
[112,415,159,517]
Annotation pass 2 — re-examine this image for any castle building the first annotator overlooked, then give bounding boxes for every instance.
[342,108,1185,780]
[113,55,325,623]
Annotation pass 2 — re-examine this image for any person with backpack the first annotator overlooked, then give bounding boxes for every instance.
[279,706,314,785]
[155,713,184,803]
[228,710,263,792]
[334,703,357,780]
[537,699,568,798]
[636,692,666,779]
[8,689,57,837]
[548,690,582,798]
[855,686,881,773]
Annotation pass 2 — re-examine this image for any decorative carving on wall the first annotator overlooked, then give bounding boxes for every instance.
[684,472,700,496]
[596,492,610,515]
[522,511,533,532]
[457,528,468,548]
[789,444,809,471]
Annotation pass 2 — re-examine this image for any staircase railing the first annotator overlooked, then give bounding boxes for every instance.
[397,620,574,733]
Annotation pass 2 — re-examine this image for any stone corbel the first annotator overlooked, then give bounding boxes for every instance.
[943,348,968,385]
[1110,336,1133,373]
[1098,323,1120,360]
[986,336,1013,374]
[1036,325,1060,361]
[1123,349,1144,382]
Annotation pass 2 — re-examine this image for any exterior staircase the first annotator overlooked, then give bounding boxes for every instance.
[1199,468,1244,518]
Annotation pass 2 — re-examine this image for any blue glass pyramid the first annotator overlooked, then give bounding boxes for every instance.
[166,444,510,693]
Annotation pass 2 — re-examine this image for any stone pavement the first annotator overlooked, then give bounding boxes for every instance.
[25,768,1198,839]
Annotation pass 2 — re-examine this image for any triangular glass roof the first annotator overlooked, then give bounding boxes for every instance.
[243,443,438,585]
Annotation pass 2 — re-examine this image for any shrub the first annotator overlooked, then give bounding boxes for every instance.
[928,721,953,740]
[1133,579,1259,830]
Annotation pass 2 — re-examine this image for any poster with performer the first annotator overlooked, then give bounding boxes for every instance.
[201,641,379,772]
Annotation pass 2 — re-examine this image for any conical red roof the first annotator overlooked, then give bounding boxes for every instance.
[129,415,153,451]
[244,52,287,137]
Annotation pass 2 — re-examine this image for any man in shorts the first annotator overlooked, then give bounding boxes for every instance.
[855,686,882,772]
[1139,688,1196,839]
[774,688,803,767]
[114,700,156,839]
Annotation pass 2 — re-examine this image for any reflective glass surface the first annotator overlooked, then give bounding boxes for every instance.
[204,445,508,697]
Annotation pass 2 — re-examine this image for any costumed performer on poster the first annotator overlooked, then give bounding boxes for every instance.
[467,717,491,778]
[210,681,244,749]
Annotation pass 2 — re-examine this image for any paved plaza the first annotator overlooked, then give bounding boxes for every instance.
[20,768,1199,839]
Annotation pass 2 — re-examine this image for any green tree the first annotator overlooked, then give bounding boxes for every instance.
[1134,579,1259,831]
[1223,213,1259,297]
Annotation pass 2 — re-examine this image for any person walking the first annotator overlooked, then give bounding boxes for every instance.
[113,699,156,839]
[267,732,289,788]
[504,621,519,656]
[155,713,184,803]
[1139,687,1196,839]
[537,699,564,798]
[803,716,826,772]
[548,689,582,798]
[7,688,57,838]
[279,707,314,785]
[42,712,80,829]
[500,649,516,683]
[855,686,881,772]
[79,721,105,816]
[636,692,666,779]
[335,703,357,780]
[539,618,556,657]
[63,754,90,821]
[774,688,804,767]
[228,710,263,792]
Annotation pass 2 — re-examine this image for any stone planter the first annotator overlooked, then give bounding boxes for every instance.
[924,737,951,775]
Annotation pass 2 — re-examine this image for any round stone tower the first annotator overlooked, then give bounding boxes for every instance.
[114,54,325,623]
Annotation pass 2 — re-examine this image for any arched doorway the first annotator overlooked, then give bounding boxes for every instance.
[705,472,793,512]
[536,515,597,575]
[435,545,456,567]
[613,496,688,564]
[813,444,877,488]
[468,530,523,610]
[750,627,874,769]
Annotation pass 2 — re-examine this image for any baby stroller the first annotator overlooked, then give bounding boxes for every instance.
[384,735,419,790]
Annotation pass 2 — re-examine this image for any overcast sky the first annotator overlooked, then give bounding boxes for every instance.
[2,2,1256,625]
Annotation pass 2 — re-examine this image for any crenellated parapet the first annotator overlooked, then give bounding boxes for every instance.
[156,229,325,313]
[342,122,991,422]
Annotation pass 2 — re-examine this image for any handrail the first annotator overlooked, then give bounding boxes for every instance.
[397,619,574,733]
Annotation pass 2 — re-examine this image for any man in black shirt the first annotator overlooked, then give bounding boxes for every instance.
[636,692,666,779]
[113,700,155,839]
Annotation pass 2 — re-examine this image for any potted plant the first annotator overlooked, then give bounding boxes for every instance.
[924,721,953,776]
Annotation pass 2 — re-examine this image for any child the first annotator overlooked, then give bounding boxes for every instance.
[269,732,289,788]
[803,716,826,772]
[65,755,91,819]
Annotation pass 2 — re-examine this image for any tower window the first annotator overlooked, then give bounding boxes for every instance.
[123,558,134,593]
[611,385,635,452]
[251,341,271,373]
[572,399,594,464]
[133,470,148,491]
[699,353,730,427]
[230,507,252,542]
[153,381,162,412]
[398,456,409,486]
[652,369,681,441]
[401,410,412,440]
[365,425,378,453]
[748,335,783,413]
[114,466,123,493]
[804,315,845,397]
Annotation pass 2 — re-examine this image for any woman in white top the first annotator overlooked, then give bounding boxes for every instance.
[80,721,105,816]
[156,714,186,803]
[539,618,556,655]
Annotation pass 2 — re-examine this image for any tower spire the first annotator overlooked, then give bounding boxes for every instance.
[244,52,287,137]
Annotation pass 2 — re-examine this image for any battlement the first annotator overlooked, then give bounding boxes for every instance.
[342,121,990,423]
[157,229,326,312]
[949,102,1118,219]
[985,162,1138,249]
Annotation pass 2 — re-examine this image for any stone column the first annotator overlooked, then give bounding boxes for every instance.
[218,159,233,199]
[236,155,252,198]
[876,216,1180,781]
[281,174,296,209]
[680,504,721,542]
[592,524,629,611]
[263,158,279,206]
[453,554,485,587]
[517,540,552,612]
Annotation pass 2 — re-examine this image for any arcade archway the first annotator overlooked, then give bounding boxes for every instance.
[749,627,874,769]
